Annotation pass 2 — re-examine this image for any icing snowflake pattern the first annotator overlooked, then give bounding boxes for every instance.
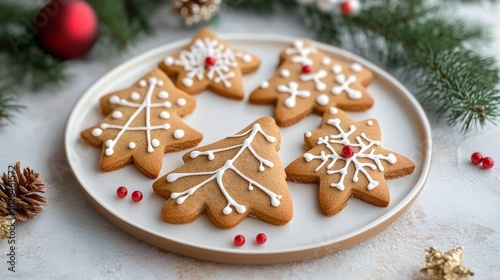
[166,124,283,215]
[277,81,311,108]
[165,37,251,88]
[96,77,173,156]
[304,118,397,191]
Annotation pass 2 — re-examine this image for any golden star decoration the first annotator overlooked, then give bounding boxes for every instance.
[421,247,474,280]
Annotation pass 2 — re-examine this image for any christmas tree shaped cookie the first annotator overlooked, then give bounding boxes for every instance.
[250,40,374,126]
[153,117,293,229]
[81,68,203,179]
[285,107,415,216]
[159,28,261,99]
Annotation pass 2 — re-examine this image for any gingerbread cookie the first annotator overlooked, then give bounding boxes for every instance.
[153,116,293,229]
[285,107,415,216]
[81,68,203,179]
[159,28,261,99]
[249,40,374,126]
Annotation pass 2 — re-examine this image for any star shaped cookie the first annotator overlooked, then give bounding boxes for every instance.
[250,40,374,126]
[285,107,415,216]
[159,28,261,99]
[81,68,203,178]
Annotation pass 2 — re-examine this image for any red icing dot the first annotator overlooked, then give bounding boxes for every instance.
[116,186,127,198]
[131,190,143,202]
[482,157,494,169]
[205,56,216,67]
[234,235,245,246]
[471,152,483,165]
[256,233,267,245]
[341,145,355,158]
[302,64,313,74]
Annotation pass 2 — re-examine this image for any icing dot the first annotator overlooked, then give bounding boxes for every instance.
[130,92,141,100]
[100,123,109,129]
[316,94,329,105]
[176,98,187,107]
[105,148,114,156]
[164,101,172,108]
[260,81,269,89]
[109,95,120,104]
[151,139,160,147]
[157,80,164,87]
[138,80,147,87]
[182,77,193,87]
[367,120,373,126]
[351,63,363,72]
[105,139,113,147]
[158,91,168,99]
[333,65,342,74]
[128,142,136,149]
[242,54,252,63]
[164,56,174,66]
[280,69,290,78]
[160,111,170,119]
[305,131,312,138]
[149,77,157,84]
[163,123,171,129]
[330,107,339,114]
[322,57,331,65]
[173,129,185,139]
[111,110,122,119]
[92,128,102,137]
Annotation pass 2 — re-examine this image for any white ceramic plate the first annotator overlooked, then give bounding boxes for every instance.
[65,35,432,264]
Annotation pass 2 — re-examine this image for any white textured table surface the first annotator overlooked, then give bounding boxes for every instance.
[1,5,500,279]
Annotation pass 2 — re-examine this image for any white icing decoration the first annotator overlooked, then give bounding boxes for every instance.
[235,52,252,63]
[367,120,373,126]
[173,129,185,139]
[139,80,147,87]
[158,90,168,99]
[160,111,170,119]
[168,37,242,88]
[300,69,328,91]
[164,57,174,66]
[260,81,269,89]
[111,110,123,119]
[130,92,141,101]
[128,142,136,149]
[92,128,102,137]
[280,69,291,78]
[332,74,362,99]
[305,131,312,138]
[316,94,330,106]
[151,138,160,147]
[332,65,342,74]
[167,124,281,215]
[100,77,171,156]
[277,82,311,108]
[303,118,397,191]
[350,63,363,72]
[157,80,164,87]
[330,107,339,114]
[285,40,317,65]
[176,98,187,107]
[322,57,331,65]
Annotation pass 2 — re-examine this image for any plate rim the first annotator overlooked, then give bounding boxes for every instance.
[64,34,432,263]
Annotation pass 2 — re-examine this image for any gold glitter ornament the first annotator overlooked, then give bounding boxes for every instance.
[0,216,15,240]
[172,0,221,26]
[421,247,474,280]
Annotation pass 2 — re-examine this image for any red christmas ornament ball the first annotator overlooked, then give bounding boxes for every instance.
[35,0,99,60]
[482,157,494,169]
[234,235,245,246]
[340,0,361,17]
[470,152,483,165]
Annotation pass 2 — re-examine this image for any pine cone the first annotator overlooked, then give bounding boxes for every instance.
[172,0,221,26]
[0,162,47,221]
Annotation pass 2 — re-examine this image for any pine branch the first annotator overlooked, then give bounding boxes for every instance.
[0,85,23,126]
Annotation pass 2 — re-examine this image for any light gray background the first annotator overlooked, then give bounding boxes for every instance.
[1,3,499,279]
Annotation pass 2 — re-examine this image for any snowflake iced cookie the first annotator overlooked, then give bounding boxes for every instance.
[285,108,415,216]
[159,28,261,100]
[81,68,203,179]
[249,40,374,126]
[152,116,293,229]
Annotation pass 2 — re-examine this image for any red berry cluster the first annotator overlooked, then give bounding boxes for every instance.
[470,152,494,169]
[116,186,143,202]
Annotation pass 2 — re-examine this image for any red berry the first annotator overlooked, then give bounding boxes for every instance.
[131,191,143,202]
[341,145,355,158]
[302,64,312,74]
[116,186,128,198]
[256,233,267,245]
[234,235,245,246]
[205,56,216,67]
[482,157,494,169]
[471,152,483,165]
